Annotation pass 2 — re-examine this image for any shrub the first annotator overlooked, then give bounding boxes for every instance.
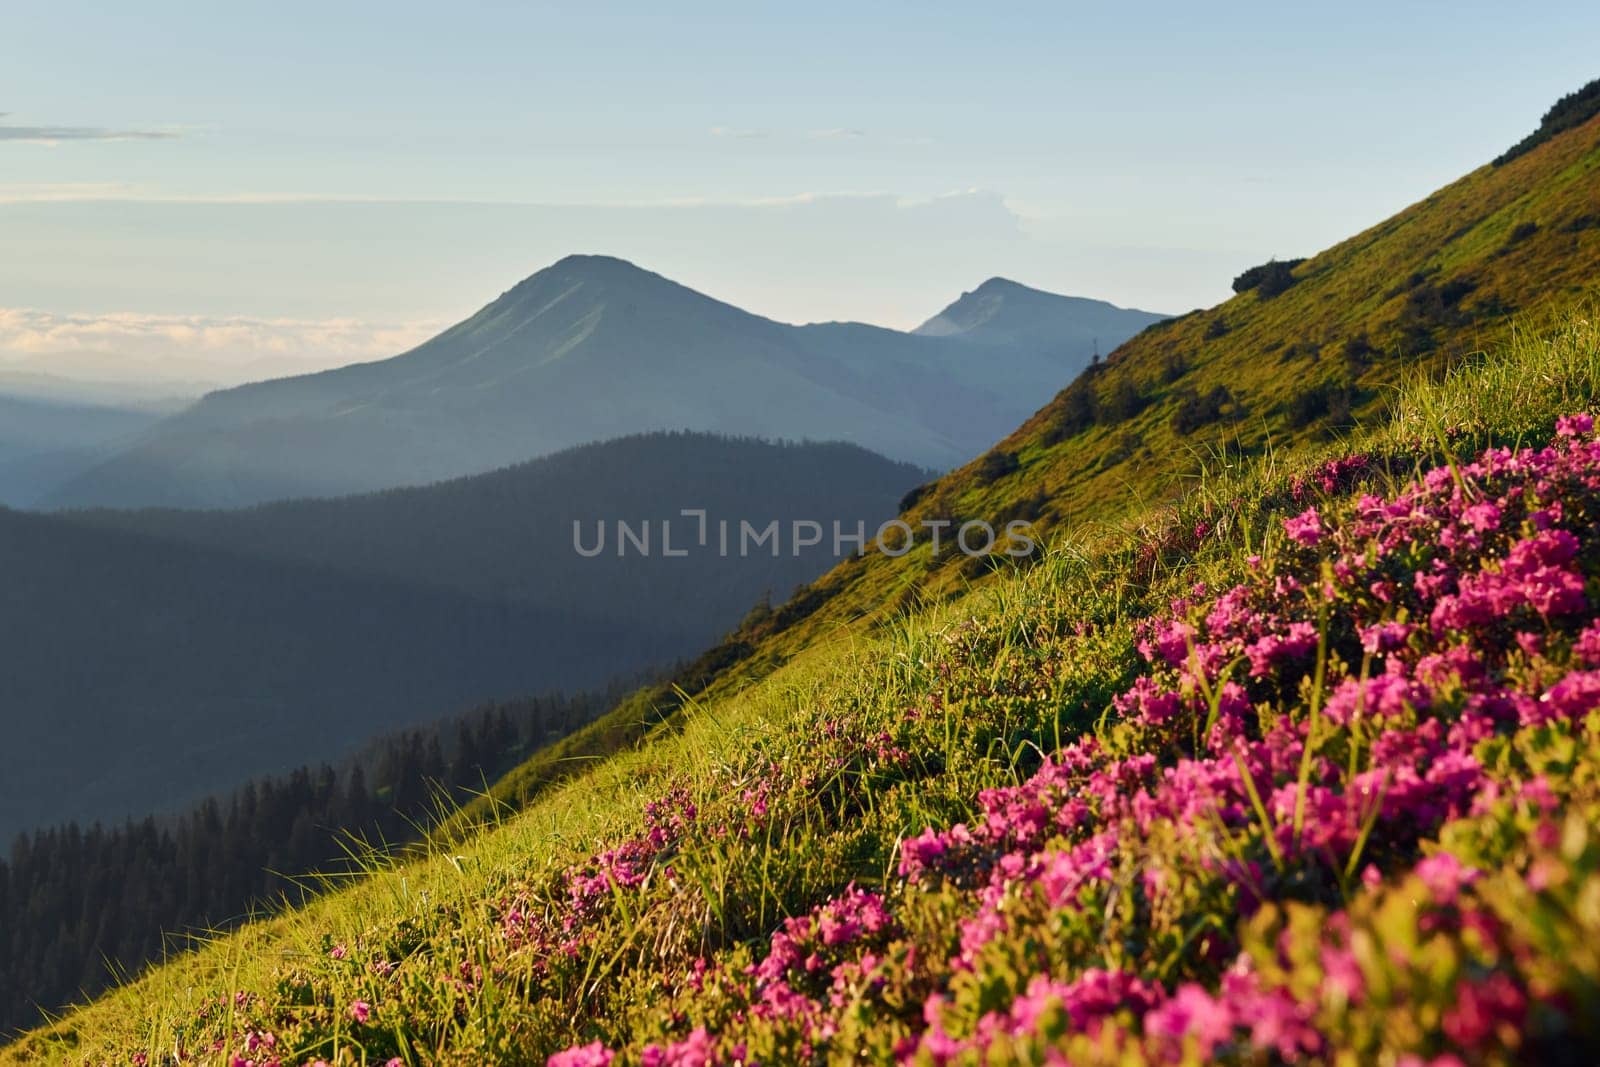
[1279,339,1321,363]
[1170,385,1241,436]
[898,482,934,513]
[1160,351,1190,383]
[1507,220,1540,243]
[1044,377,1100,443]
[1285,380,1360,430]
[1203,316,1229,340]
[1097,430,1143,470]
[975,450,1021,484]
[1493,75,1600,165]
[1341,333,1378,375]
[1101,379,1147,422]
[1232,257,1306,297]
[1391,276,1480,351]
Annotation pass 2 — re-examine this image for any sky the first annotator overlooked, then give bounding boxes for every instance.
[3,0,1598,388]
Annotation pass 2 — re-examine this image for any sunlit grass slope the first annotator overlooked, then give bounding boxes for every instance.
[723,106,1600,654]
[462,106,1600,827]
[8,310,1599,1064]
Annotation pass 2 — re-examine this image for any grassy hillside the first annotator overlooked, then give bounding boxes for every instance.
[752,105,1600,655]
[447,104,1600,827]
[8,308,1597,1066]
[8,92,1600,1066]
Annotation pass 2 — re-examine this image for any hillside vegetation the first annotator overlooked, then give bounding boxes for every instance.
[455,103,1600,827]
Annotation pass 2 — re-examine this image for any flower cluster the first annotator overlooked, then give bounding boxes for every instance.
[550,417,1600,1064]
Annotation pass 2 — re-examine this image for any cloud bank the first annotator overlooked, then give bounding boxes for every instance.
[0,308,443,386]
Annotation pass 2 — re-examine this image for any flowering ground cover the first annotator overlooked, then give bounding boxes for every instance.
[6,320,1599,1065]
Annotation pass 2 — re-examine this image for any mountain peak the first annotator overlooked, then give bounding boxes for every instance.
[548,252,646,273]
[477,254,738,327]
[512,253,667,292]
[913,278,1165,343]
[971,276,1033,294]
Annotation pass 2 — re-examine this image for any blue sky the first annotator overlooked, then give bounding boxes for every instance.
[3,1,1598,384]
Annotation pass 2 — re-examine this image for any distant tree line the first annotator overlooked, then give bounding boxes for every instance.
[1494,76,1600,166]
[0,687,623,1036]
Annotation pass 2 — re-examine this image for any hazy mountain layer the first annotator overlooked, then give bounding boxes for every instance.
[0,432,924,838]
[44,260,1163,508]
[0,393,164,507]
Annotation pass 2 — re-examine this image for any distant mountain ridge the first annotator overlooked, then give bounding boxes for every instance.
[915,277,1156,353]
[0,392,165,508]
[43,259,1164,509]
[0,431,925,839]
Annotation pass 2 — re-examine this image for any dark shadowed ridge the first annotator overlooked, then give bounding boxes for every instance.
[2,431,927,840]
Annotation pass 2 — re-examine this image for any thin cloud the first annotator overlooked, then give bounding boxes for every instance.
[709,125,767,140]
[0,186,922,208]
[807,128,868,140]
[0,118,179,145]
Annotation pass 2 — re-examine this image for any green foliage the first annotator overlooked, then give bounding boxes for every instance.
[1493,76,1600,166]
[1231,257,1306,297]
[1284,379,1362,431]
[975,450,1021,484]
[1169,384,1242,436]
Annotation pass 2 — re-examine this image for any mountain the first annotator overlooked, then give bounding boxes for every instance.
[42,260,1163,509]
[684,88,1600,666]
[914,276,1161,353]
[62,432,930,645]
[0,432,924,839]
[0,393,166,507]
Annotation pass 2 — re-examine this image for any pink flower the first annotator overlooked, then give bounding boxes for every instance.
[641,1027,717,1067]
[1462,501,1502,532]
[1113,676,1183,726]
[1145,983,1236,1056]
[1530,670,1600,726]
[1284,507,1324,546]
[349,999,371,1024]
[548,1042,616,1067]
[1412,852,1479,906]
[1576,621,1600,667]
[1360,621,1415,655]
[1556,412,1594,438]
[1441,972,1526,1048]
